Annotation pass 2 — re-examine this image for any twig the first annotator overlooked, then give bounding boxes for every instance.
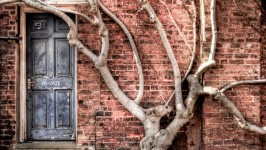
[165,91,175,107]
[182,0,197,82]
[159,0,192,53]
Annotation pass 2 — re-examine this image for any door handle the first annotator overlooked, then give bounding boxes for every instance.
[27,79,35,90]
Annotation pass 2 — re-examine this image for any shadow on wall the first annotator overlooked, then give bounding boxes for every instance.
[261,0,266,149]
[0,107,15,150]
[0,40,16,150]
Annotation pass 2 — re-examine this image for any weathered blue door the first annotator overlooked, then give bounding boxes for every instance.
[26,14,76,141]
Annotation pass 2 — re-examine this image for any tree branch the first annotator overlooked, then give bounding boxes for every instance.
[215,92,266,135]
[182,0,197,82]
[75,40,99,62]
[195,60,216,77]
[200,0,206,42]
[98,0,144,104]
[92,1,109,66]
[26,0,99,62]
[97,66,146,121]
[21,0,77,41]
[220,79,266,93]
[0,0,19,5]
[18,0,146,121]
[140,74,204,149]
[36,0,98,25]
[159,0,192,53]
[195,0,217,78]
[142,105,173,138]
[208,0,217,61]
[202,85,266,135]
[199,0,206,79]
[141,0,184,113]
[89,0,146,121]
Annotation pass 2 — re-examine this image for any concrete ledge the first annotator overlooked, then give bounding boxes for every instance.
[13,142,82,149]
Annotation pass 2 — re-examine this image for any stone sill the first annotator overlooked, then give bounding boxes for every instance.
[13,142,82,149]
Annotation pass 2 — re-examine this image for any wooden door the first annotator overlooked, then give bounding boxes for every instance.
[26,13,76,141]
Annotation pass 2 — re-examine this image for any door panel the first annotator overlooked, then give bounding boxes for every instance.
[26,13,75,141]
[32,39,48,75]
[56,90,72,128]
[55,17,70,32]
[33,91,48,128]
[55,39,72,76]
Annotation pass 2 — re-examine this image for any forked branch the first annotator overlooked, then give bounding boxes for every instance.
[1,0,266,150]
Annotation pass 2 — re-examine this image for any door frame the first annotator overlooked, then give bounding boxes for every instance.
[18,4,78,143]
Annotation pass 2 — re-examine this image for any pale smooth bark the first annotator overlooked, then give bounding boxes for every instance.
[216,92,266,135]
[220,79,266,93]
[209,0,217,61]
[36,0,97,25]
[0,0,19,5]
[182,0,197,82]
[195,0,217,78]
[200,0,206,42]
[98,0,144,104]
[141,0,184,114]
[159,0,192,53]
[1,0,266,149]
[202,86,266,135]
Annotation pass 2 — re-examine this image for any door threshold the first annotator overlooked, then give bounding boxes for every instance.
[13,141,82,149]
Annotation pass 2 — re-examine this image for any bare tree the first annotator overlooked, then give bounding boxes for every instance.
[1,0,266,149]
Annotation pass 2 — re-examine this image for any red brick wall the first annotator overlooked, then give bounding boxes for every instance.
[261,0,266,149]
[0,4,18,150]
[0,0,265,150]
[77,1,193,149]
[203,0,263,149]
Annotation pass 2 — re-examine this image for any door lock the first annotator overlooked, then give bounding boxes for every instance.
[27,79,35,90]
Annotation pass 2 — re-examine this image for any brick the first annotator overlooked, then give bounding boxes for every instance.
[1,0,266,149]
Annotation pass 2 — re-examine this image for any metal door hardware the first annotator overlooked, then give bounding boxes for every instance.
[27,79,35,90]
